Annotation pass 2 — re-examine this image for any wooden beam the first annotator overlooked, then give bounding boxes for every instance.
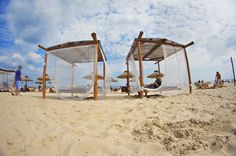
[42,53,48,98]
[38,45,48,51]
[137,31,144,40]
[134,57,164,62]
[184,41,194,48]
[91,32,98,100]
[141,38,185,47]
[154,57,165,64]
[184,48,192,93]
[46,40,97,51]
[141,38,166,43]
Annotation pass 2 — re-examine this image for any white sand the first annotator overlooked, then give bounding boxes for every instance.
[0,86,236,156]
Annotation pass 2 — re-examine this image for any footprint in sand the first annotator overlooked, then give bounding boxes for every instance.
[210,136,231,151]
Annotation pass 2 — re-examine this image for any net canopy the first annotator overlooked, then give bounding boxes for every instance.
[42,39,111,100]
[127,34,193,96]
[0,68,15,91]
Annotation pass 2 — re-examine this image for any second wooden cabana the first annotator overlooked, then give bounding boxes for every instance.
[126,31,194,97]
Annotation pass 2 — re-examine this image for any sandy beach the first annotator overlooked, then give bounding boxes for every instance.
[0,85,236,156]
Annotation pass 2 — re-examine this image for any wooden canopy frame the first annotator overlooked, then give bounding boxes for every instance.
[38,32,106,100]
[0,68,15,74]
[126,31,194,97]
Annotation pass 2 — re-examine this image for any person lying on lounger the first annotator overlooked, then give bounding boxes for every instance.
[145,77,162,89]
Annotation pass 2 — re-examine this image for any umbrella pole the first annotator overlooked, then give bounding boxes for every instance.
[71,64,74,97]
[157,62,160,73]
[7,73,8,88]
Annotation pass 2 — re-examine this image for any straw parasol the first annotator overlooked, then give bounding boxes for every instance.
[37,74,52,81]
[117,70,134,79]
[83,73,104,80]
[21,76,33,86]
[111,77,118,82]
[35,81,43,84]
[147,70,164,79]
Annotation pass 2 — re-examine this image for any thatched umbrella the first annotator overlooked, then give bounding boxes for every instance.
[111,77,118,82]
[147,70,164,79]
[37,74,52,81]
[21,76,33,86]
[35,81,43,84]
[117,70,134,79]
[83,73,104,80]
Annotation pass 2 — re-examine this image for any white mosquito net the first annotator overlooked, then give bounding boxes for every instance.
[128,44,189,96]
[46,44,111,100]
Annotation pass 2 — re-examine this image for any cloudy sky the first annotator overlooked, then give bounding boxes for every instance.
[0,0,236,85]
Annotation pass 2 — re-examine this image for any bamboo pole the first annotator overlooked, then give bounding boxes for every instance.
[230,57,236,86]
[183,48,192,93]
[42,53,48,98]
[126,61,130,96]
[91,33,98,100]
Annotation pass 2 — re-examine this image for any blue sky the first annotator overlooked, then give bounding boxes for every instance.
[0,0,236,86]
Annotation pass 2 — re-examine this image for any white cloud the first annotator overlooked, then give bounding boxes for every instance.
[1,0,236,83]
[0,56,8,63]
[26,52,42,64]
[12,52,24,64]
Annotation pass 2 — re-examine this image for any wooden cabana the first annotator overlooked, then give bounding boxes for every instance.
[0,68,15,91]
[126,31,194,97]
[38,33,107,100]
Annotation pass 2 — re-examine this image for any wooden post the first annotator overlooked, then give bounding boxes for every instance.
[38,45,49,98]
[91,33,98,100]
[230,57,236,86]
[183,48,192,93]
[126,61,130,96]
[103,61,106,95]
[137,41,144,97]
[137,31,144,97]
[42,53,48,98]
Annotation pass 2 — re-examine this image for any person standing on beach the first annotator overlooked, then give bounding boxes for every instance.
[11,65,23,96]
[215,71,221,87]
